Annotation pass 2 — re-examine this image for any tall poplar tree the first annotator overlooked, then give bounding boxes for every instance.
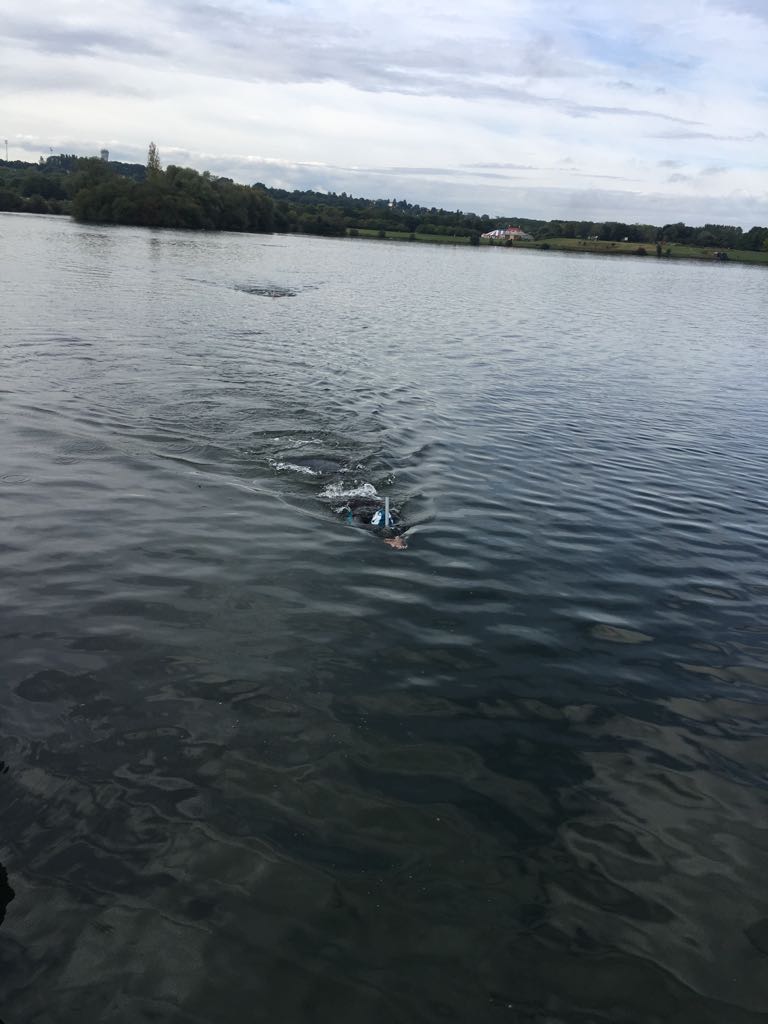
[147,142,162,179]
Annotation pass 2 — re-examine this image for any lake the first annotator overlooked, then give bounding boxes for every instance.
[1,212,767,1023]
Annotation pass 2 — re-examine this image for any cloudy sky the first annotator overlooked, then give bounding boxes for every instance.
[1,0,767,225]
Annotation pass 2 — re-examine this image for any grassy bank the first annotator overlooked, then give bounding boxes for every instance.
[353,228,471,245]
[515,236,768,265]
[349,228,768,266]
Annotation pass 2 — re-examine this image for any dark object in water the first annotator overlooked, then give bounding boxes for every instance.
[343,497,406,541]
[0,862,13,927]
[0,760,14,928]
[236,285,296,298]
[344,497,381,524]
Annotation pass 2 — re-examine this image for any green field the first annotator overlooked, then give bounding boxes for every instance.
[660,243,768,264]
[349,228,768,266]
[513,237,768,265]
[353,228,472,245]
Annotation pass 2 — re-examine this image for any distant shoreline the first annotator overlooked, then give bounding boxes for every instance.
[4,208,766,268]
[3,153,767,263]
[348,227,768,266]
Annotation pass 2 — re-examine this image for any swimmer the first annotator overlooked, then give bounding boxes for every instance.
[341,496,408,549]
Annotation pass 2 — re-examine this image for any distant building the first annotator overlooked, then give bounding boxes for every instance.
[100,149,109,162]
[481,225,534,241]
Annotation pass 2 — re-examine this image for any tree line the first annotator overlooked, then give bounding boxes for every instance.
[535,218,767,251]
[1,149,767,251]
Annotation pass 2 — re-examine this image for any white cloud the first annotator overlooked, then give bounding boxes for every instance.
[1,0,766,225]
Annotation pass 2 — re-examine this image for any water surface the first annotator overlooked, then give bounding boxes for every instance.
[1,213,768,1023]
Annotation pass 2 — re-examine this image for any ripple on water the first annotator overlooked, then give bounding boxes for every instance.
[1,219,768,1023]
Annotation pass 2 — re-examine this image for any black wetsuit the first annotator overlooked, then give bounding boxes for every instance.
[345,497,405,536]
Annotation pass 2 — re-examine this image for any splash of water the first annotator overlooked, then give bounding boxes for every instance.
[319,481,378,499]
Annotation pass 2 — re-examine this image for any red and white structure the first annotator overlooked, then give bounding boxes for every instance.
[481,226,534,241]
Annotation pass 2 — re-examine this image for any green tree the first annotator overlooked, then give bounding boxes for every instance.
[68,157,111,197]
[24,194,50,213]
[0,189,23,211]
[21,171,66,199]
[147,142,162,180]
[743,226,768,251]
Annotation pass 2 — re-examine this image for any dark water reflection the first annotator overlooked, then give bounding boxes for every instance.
[1,213,768,1022]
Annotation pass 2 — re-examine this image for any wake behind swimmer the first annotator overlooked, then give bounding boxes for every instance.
[270,445,409,549]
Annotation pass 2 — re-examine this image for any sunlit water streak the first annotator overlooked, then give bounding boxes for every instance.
[1,212,768,1023]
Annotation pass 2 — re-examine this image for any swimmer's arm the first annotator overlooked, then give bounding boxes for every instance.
[382,535,408,549]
